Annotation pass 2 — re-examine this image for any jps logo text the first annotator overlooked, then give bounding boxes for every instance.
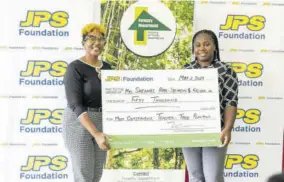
[20,11,69,28]
[220,15,265,31]
[21,109,63,125]
[105,76,120,82]
[237,109,261,124]
[226,62,263,78]
[21,155,68,171]
[21,61,67,77]
[225,154,259,169]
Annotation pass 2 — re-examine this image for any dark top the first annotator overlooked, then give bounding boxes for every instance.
[64,59,112,117]
[184,59,238,128]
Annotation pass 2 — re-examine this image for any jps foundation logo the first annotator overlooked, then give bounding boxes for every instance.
[220,15,265,31]
[19,11,69,37]
[20,109,63,133]
[120,1,176,57]
[237,109,261,124]
[219,15,266,40]
[232,108,262,133]
[20,11,68,28]
[20,155,69,180]
[105,76,120,82]
[19,60,67,86]
[226,62,264,87]
[224,154,260,178]
[226,62,263,78]
[225,154,259,170]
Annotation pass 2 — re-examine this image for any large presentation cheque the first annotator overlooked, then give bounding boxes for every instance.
[101,69,221,148]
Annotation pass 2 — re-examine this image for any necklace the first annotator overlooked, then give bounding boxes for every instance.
[80,57,103,80]
[95,61,103,80]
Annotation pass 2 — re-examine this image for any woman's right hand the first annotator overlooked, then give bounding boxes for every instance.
[93,131,110,151]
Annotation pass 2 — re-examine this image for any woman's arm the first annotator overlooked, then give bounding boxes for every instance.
[220,67,238,146]
[64,63,109,150]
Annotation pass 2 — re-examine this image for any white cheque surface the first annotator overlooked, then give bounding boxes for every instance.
[101,69,221,148]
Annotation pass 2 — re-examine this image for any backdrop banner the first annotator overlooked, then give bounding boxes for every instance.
[0,1,283,182]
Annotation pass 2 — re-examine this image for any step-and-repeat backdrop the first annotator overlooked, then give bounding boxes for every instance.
[0,0,283,182]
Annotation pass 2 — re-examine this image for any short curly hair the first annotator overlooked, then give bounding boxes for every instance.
[81,23,106,42]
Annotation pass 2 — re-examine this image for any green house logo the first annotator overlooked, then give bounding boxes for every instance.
[129,9,171,45]
[120,2,176,57]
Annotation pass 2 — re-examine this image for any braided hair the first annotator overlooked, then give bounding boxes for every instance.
[267,173,284,182]
[192,30,221,61]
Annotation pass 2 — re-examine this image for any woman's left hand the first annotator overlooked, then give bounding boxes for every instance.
[219,128,232,147]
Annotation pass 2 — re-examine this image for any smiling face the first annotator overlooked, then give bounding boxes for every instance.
[83,31,105,57]
[193,33,216,63]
